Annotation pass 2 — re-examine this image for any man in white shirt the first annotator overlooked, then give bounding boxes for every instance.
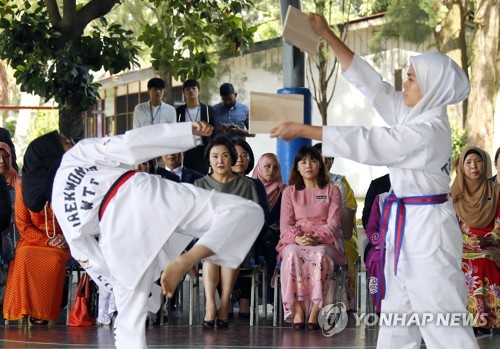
[133,78,176,128]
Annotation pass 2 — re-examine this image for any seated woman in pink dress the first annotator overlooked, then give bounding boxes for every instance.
[277,145,345,330]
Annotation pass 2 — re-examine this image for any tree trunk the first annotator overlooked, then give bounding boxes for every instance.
[434,0,469,128]
[160,71,174,105]
[465,0,499,154]
[59,107,84,139]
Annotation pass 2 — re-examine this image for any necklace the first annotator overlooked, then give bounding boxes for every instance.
[44,202,56,239]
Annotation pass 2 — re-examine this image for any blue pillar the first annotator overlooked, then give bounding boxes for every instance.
[277,87,312,183]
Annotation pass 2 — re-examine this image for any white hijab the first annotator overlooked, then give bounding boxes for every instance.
[405,52,470,122]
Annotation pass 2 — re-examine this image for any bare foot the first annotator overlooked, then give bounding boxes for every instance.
[160,257,191,298]
[308,304,320,324]
[293,301,305,323]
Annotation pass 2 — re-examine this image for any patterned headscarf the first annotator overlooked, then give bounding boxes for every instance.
[451,146,500,228]
[0,141,20,189]
[252,153,285,211]
[22,131,65,212]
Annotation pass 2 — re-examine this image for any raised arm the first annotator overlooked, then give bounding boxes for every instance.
[309,13,354,71]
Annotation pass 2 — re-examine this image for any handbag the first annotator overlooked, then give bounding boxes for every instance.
[69,273,95,326]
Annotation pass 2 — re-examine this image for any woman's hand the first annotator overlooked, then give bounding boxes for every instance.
[295,234,321,246]
[309,13,331,37]
[270,122,323,141]
[48,234,68,249]
[192,121,213,137]
[270,122,304,141]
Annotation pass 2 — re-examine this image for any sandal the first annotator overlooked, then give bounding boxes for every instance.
[29,317,48,326]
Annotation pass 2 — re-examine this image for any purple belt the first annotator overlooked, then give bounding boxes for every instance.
[377,191,448,301]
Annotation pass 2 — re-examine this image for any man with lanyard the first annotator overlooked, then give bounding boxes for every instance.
[271,12,478,349]
[176,79,213,174]
[212,83,253,141]
[133,78,176,128]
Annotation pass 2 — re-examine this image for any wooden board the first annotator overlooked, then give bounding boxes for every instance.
[249,92,304,134]
[282,5,319,55]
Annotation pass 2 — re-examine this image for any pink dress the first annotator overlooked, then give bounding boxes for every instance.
[278,183,345,322]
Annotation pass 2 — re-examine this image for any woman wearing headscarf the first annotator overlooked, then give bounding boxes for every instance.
[252,153,286,228]
[451,146,499,334]
[0,128,18,172]
[0,141,20,270]
[252,152,286,305]
[271,12,477,349]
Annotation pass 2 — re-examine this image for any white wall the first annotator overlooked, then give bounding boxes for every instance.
[212,35,434,199]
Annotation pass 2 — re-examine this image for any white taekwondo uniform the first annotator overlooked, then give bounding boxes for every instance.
[323,54,478,349]
[52,122,263,349]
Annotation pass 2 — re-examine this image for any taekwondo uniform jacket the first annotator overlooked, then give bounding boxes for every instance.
[322,55,477,349]
[323,55,462,263]
[52,123,205,291]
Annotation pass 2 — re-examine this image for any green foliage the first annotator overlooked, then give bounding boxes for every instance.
[27,110,59,143]
[0,0,139,112]
[140,0,256,81]
[372,0,444,47]
[451,121,467,164]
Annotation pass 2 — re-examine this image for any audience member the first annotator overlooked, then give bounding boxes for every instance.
[364,192,389,314]
[252,152,286,304]
[361,173,391,229]
[231,139,269,317]
[176,79,214,174]
[0,142,20,269]
[194,136,260,329]
[451,146,499,335]
[0,128,18,172]
[361,173,391,283]
[133,77,176,128]
[212,83,252,140]
[489,147,500,183]
[277,146,345,329]
[3,182,71,325]
[313,142,358,310]
[0,176,11,233]
[158,152,203,184]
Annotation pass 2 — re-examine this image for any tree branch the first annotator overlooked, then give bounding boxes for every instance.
[63,0,76,20]
[45,0,62,28]
[75,0,120,33]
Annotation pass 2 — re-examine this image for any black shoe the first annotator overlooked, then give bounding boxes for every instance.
[292,322,305,330]
[216,319,229,329]
[202,319,216,329]
[307,322,320,330]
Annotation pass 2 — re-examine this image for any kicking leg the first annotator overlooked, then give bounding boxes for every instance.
[161,245,213,298]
